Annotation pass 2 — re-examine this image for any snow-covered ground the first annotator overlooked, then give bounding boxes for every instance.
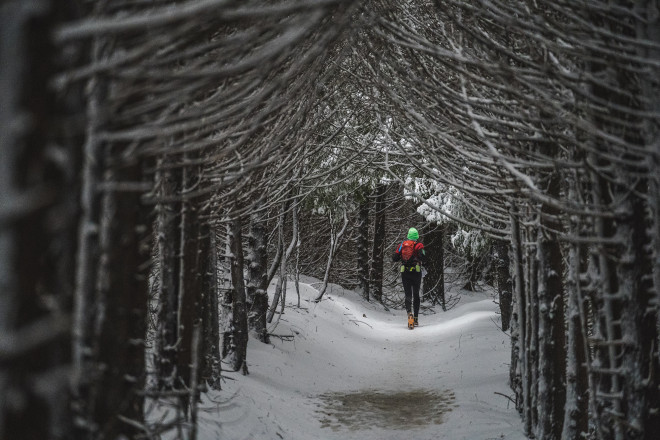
[198,277,526,440]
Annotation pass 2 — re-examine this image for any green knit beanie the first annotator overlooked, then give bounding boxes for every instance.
[407,227,419,241]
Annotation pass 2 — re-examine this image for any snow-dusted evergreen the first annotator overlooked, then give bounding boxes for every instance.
[2,1,659,439]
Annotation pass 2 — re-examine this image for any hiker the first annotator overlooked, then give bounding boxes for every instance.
[392,227,426,328]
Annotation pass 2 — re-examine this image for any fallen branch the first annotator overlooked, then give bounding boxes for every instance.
[268,333,295,342]
[494,391,516,406]
[350,319,373,328]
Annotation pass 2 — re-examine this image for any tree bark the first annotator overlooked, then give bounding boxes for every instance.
[247,202,269,342]
[227,216,249,374]
[526,228,539,434]
[154,162,181,390]
[177,166,203,395]
[532,134,566,440]
[495,239,512,331]
[370,184,387,303]
[268,199,300,316]
[267,208,286,322]
[422,223,445,310]
[357,196,370,301]
[509,209,527,422]
[535,172,566,440]
[616,184,659,438]
[1,2,74,438]
[200,223,221,389]
[461,252,480,291]
[634,4,660,435]
[562,228,589,440]
[314,209,349,302]
[92,153,148,440]
[589,159,624,440]
[70,22,110,439]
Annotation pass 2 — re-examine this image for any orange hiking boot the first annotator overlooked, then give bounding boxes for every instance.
[408,313,414,330]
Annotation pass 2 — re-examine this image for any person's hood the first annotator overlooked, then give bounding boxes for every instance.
[407,228,419,241]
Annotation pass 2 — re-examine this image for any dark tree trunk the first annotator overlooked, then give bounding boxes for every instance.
[92,154,149,440]
[526,232,539,434]
[462,253,480,291]
[227,217,249,374]
[634,5,660,405]
[200,223,221,389]
[357,196,370,301]
[617,9,660,432]
[617,186,660,438]
[563,232,589,440]
[509,209,526,418]
[177,174,202,392]
[1,2,75,438]
[71,40,107,440]
[589,160,623,440]
[510,208,537,437]
[422,223,445,310]
[221,288,233,360]
[370,184,387,303]
[495,239,512,331]
[247,205,270,342]
[267,210,286,323]
[535,166,566,440]
[154,164,181,390]
[585,36,660,434]
[484,245,496,287]
[266,203,289,290]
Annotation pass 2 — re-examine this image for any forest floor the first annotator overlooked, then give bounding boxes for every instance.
[194,277,526,440]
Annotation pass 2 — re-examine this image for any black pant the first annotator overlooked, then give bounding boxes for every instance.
[402,271,422,317]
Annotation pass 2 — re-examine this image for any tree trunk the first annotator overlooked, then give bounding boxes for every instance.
[220,285,233,361]
[92,153,148,440]
[1,2,74,438]
[526,230,539,434]
[267,209,286,322]
[370,184,387,303]
[634,4,660,435]
[177,166,203,395]
[268,200,300,315]
[529,135,566,440]
[72,30,107,440]
[357,196,370,301]
[616,185,659,438]
[154,163,181,390]
[589,159,624,440]
[227,216,249,374]
[461,252,480,291]
[509,209,527,425]
[268,241,287,323]
[422,223,445,310]
[200,223,221,389]
[247,202,269,342]
[562,224,589,440]
[495,239,512,331]
[294,213,302,307]
[535,169,566,440]
[314,210,349,302]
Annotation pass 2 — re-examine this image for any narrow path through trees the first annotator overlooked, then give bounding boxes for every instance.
[209,281,520,440]
[2,1,659,439]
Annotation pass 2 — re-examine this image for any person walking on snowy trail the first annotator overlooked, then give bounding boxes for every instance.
[392,227,426,329]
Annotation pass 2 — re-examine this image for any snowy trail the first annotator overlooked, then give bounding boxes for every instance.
[197,279,526,440]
